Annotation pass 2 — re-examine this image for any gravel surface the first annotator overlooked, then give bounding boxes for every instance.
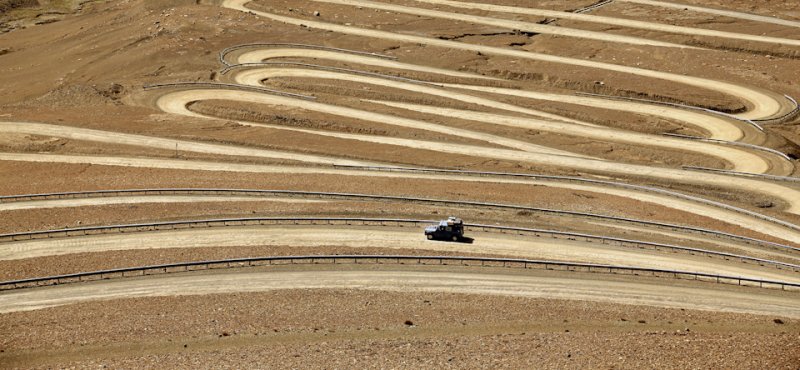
[1,0,799,367]
[1,289,797,368]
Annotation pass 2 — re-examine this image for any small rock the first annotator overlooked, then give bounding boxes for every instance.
[755,200,774,208]
[774,318,785,324]
[313,11,320,16]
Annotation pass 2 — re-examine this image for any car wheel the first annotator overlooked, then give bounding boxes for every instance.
[452,235,458,242]
[427,234,433,240]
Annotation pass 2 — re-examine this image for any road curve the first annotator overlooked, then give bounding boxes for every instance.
[3,152,800,245]
[232,67,598,127]
[233,48,498,80]
[221,0,791,120]
[158,88,596,158]
[232,48,589,126]
[154,88,800,216]
[368,100,768,173]
[232,46,772,144]
[443,83,753,142]
[234,67,774,173]
[1,268,798,316]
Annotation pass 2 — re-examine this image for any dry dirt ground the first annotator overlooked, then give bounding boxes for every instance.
[1,0,800,368]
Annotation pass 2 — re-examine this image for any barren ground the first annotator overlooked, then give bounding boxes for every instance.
[1,0,799,368]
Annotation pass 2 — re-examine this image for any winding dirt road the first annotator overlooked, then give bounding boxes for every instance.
[233,67,775,173]
[155,88,800,217]
[221,0,793,120]
[3,0,799,323]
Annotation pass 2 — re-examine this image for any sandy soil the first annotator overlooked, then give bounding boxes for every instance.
[1,0,800,367]
[2,288,797,369]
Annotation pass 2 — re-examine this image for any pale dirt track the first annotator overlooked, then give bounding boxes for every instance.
[221,0,792,120]
[369,100,768,173]
[617,0,800,29]
[2,226,797,283]
[234,67,774,173]
[584,220,800,264]
[234,48,591,126]
[233,67,598,127]
[4,152,800,245]
[406,0,800,46]
[308,0,692,49]
[443,83,754,142]
[0,121,379,167]
[1,267,798,317]
[0,196,325,212]
[158,89,594,158]
[234,48,772,144]
[235,48,500,80]
[4,192,800,265]
[155,89,800,215]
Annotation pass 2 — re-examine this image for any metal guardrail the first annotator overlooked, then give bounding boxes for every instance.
[142,82,316,100]
[0,217,797,271]
[1,254,797,292]
[218,43,397,67]
[333,165,800,234]
[752,95,800,125]
[574,0,615,14]
[663,132,793,162]
[1,188,797,253]
[683,166,800,183]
